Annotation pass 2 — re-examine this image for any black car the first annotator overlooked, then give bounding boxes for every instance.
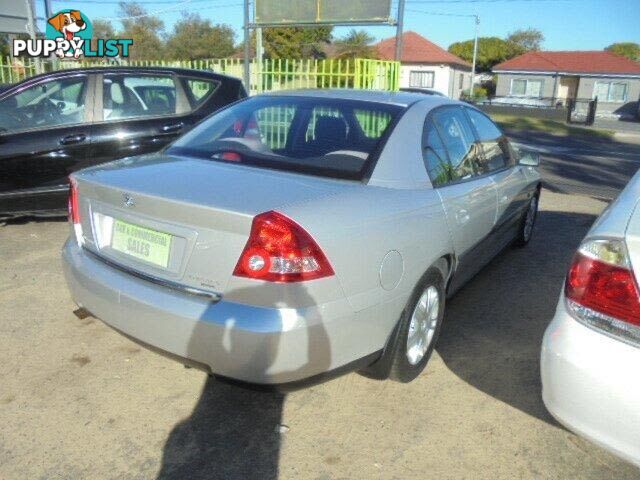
[0,67,246,218]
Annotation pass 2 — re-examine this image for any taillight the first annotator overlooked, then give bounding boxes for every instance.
[68,177,83,246]
[68,176,80,224]
[233,211,334,283]
[565,238,640,343]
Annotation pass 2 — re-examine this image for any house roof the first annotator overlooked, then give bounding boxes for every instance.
[376,31,471,69]
[493,51,640,76]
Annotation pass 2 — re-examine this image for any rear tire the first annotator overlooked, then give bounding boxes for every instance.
[384,269,446,383]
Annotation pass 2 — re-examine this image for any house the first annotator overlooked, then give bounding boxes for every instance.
[376,32,472,99]
[493,51,640,118]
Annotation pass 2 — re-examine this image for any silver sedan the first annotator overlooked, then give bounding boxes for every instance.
[542,169,640,467]
[62,90,541,387]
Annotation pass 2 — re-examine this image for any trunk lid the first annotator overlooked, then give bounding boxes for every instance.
[75,154,355,295]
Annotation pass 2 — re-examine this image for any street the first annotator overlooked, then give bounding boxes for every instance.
[1,133,640,479]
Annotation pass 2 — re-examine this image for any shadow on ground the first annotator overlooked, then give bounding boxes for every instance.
[437,210,597,423]
[156,284,330,480]
[157,378,284,480]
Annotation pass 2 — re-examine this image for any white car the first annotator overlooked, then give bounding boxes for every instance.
[541,171,640,467]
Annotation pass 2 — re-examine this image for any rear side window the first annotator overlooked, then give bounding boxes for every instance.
[431,106,480,182]
[185,78,220,108]
[103,74,177,121]
[354,109,392,138]
[466,108,510,173]
[423,120,453,187]
[168,96,403,180]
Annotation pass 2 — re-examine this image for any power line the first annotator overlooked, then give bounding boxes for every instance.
[94,0,193,20]
[52,0,226,3]
[406,8,477,17]
[407,0,576,3]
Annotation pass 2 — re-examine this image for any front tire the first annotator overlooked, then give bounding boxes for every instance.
[514,193,539,247]
[386,269,445,383]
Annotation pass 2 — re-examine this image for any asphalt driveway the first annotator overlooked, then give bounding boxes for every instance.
[2,131,640,479]
[1,188,639,479]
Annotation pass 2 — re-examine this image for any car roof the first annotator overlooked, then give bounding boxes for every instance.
[7,66,241,87]
[261,88,459,108]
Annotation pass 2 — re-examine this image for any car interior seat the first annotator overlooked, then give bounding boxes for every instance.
[312,115,348,155]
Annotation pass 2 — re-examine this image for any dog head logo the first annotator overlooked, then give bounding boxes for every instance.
[48,11,86,41]
[45,10,92,59]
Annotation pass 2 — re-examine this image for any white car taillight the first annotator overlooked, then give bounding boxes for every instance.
[233,210,334,283]
[565,238,640,344]
[68,176,83,246]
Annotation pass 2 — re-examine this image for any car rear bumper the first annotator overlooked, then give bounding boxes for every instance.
[62,239,378,386]
[541,296,640,467]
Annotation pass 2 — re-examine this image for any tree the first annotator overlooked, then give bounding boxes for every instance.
[449,37,524,72]
[0,34,10,57]
[166,13,235,60]
[260,26,332,59]
[334,29,376,59]
[91,19,116,52]
[118,2,165,60]
[507,28,544,52]
[605,42,640,62]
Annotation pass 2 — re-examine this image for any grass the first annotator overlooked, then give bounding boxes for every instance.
[489,113,614,139]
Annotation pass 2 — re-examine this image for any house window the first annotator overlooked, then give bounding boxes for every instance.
[459,73,464,89]
[409,71,434,88]
[593,81,628,102]
[510,78,543,97]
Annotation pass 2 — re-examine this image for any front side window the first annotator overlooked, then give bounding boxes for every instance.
[466,108,509,173]
[410,71,435,88]
[431,106,479,182]
[593,81,628,102]
[103,74,177,121]
[510,78,543,97]
[167,96,403,180]
[0,76,87,134]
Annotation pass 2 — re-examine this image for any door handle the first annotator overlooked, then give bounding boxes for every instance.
[456,209,470,224]
[161,123,184,133]
[59,134,86,145]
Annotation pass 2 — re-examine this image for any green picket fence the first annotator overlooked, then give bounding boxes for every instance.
[0,56,400,94]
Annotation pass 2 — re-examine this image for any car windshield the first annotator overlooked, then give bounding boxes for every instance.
[167,95,404,180]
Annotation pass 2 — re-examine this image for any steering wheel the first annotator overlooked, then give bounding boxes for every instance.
[33,99,62,125]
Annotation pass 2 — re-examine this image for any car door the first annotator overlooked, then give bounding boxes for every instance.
[422,105,498,292]
[89,71,194,166]
[465,107,534,250]
[0,73,95,215]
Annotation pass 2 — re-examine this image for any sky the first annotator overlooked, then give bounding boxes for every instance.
[33,0,640,52]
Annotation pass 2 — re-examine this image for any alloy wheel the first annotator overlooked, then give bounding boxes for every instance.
[406,286,440,365]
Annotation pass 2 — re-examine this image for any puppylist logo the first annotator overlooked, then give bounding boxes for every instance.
[13,10,133,59]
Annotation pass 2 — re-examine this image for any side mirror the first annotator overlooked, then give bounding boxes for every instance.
[518,150,540,167]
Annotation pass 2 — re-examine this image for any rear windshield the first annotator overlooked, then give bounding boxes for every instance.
[167,96,404,180]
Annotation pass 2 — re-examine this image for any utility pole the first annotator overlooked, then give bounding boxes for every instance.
[470,15,479,98]
[24,0,41,74]
[394,0,406,61]
[243,0,251,93]
[256,26,263,93]
[43,0,53,19]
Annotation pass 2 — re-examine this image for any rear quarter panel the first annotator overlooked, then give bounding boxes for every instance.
[280,185,453,347]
